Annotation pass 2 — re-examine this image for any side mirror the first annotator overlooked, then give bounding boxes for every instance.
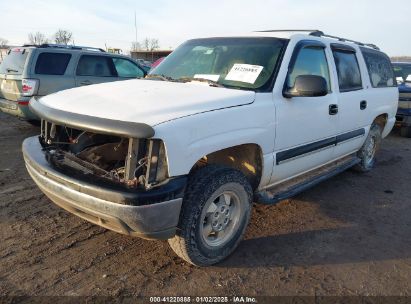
[284,75,328,98]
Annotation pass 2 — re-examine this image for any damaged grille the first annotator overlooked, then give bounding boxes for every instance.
[40,119,168,190]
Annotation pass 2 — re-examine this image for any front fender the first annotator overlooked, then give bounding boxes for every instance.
[153,96,276,178]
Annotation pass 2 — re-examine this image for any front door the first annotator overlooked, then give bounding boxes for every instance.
[270,40,339,185]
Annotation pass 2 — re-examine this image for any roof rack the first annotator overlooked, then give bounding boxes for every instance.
[256,29,321,33]
[254,29,380,51]
[23,44,106,52]
[309,31,380,50]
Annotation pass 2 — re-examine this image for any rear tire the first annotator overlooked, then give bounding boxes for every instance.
[168,165,252,266]
[400,126,411,138]
[354,123,382,172]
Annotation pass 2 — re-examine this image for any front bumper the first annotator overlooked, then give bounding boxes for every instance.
[22,136,186,240]
[396,107,411,128]
[0,97,38,120]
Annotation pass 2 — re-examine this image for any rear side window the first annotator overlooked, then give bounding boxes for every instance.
[0,48,29,75]
[332,49,362,92]
[361,48,395,88]
[76,55,117,77]
[35,52,71,75]
[113,58,144,78]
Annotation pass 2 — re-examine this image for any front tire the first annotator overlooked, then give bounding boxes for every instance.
[354,123,382,172]
[168,166,252,266]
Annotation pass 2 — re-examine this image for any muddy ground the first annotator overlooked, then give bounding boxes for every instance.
[0,111,410,297]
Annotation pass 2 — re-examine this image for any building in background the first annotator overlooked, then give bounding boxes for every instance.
[130,50,172,63]
[392,56,411,63]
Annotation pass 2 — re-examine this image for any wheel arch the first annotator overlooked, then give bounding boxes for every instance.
[373,113,388,129]
[189,143,264,191]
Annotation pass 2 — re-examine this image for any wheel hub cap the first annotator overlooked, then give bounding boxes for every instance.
[212,204,231,231]
[200,190,242,247]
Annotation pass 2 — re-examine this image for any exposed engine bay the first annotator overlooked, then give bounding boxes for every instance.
[39,120,168,190]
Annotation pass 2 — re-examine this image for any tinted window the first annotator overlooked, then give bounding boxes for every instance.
[332,50,362,91]
[76,55,117,77]
[35,52,71,75]
[113,58,144,78]
[361,48,395,88]
[287,47,331,91]
[0,48,29,75]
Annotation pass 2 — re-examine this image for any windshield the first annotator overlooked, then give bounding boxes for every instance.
[393,63,411,83]
[149,37,287,90]
[0,48,30,75]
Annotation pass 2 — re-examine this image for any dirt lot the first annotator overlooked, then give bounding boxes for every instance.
[0,111,411,297]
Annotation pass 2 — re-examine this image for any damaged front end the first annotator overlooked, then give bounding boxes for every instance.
[40,120,168,191]
[23,98,185,239]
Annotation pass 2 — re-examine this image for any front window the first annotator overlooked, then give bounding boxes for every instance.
[113,58,145,78]
[149,37,287,91]
[287,47,331,92]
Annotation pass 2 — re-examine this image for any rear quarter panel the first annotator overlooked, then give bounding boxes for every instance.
[28,50,77,96]
[356,50,398,138]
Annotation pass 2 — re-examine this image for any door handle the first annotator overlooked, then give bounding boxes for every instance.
[329,104,338,115]
[360,100,367,110]
[79,80,92,86]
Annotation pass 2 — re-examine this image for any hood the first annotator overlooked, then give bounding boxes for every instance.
[38,79,255,126]
[399,82,411,93]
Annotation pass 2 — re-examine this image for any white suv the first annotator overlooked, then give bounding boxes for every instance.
[23,30,398,266]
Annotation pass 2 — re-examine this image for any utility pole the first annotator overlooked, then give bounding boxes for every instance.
[134,11,138,49]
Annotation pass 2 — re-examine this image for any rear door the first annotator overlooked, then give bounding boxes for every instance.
[75,54,119,86]
[0,47,31,101]
[330,43,368,158]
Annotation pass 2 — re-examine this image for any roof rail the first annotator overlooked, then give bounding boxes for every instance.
[255,29,321,34]
[254,29,380,51]
[23,44,106,52]
[309,31,380,50]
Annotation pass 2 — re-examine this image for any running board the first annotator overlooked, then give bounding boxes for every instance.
[255,155,361,205]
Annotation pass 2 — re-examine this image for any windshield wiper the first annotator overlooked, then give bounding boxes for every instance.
[145,74,175,82]
[146,74,225,88]
[176,77,225,88]
[6,68,18,73]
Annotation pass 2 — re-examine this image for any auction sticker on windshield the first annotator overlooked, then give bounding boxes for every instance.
[225,64,263,84]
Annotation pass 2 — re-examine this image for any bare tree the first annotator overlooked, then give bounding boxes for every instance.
[0,37,8,48]
[54,29,73,45]
[142,37,160,51]
[0,38,8,62]
[28,32,48,45]
[143,38,150,51]
[131,41,141,51]
[149,38,159,51]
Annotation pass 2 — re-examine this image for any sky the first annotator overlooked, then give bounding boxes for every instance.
[0,0,409,56]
